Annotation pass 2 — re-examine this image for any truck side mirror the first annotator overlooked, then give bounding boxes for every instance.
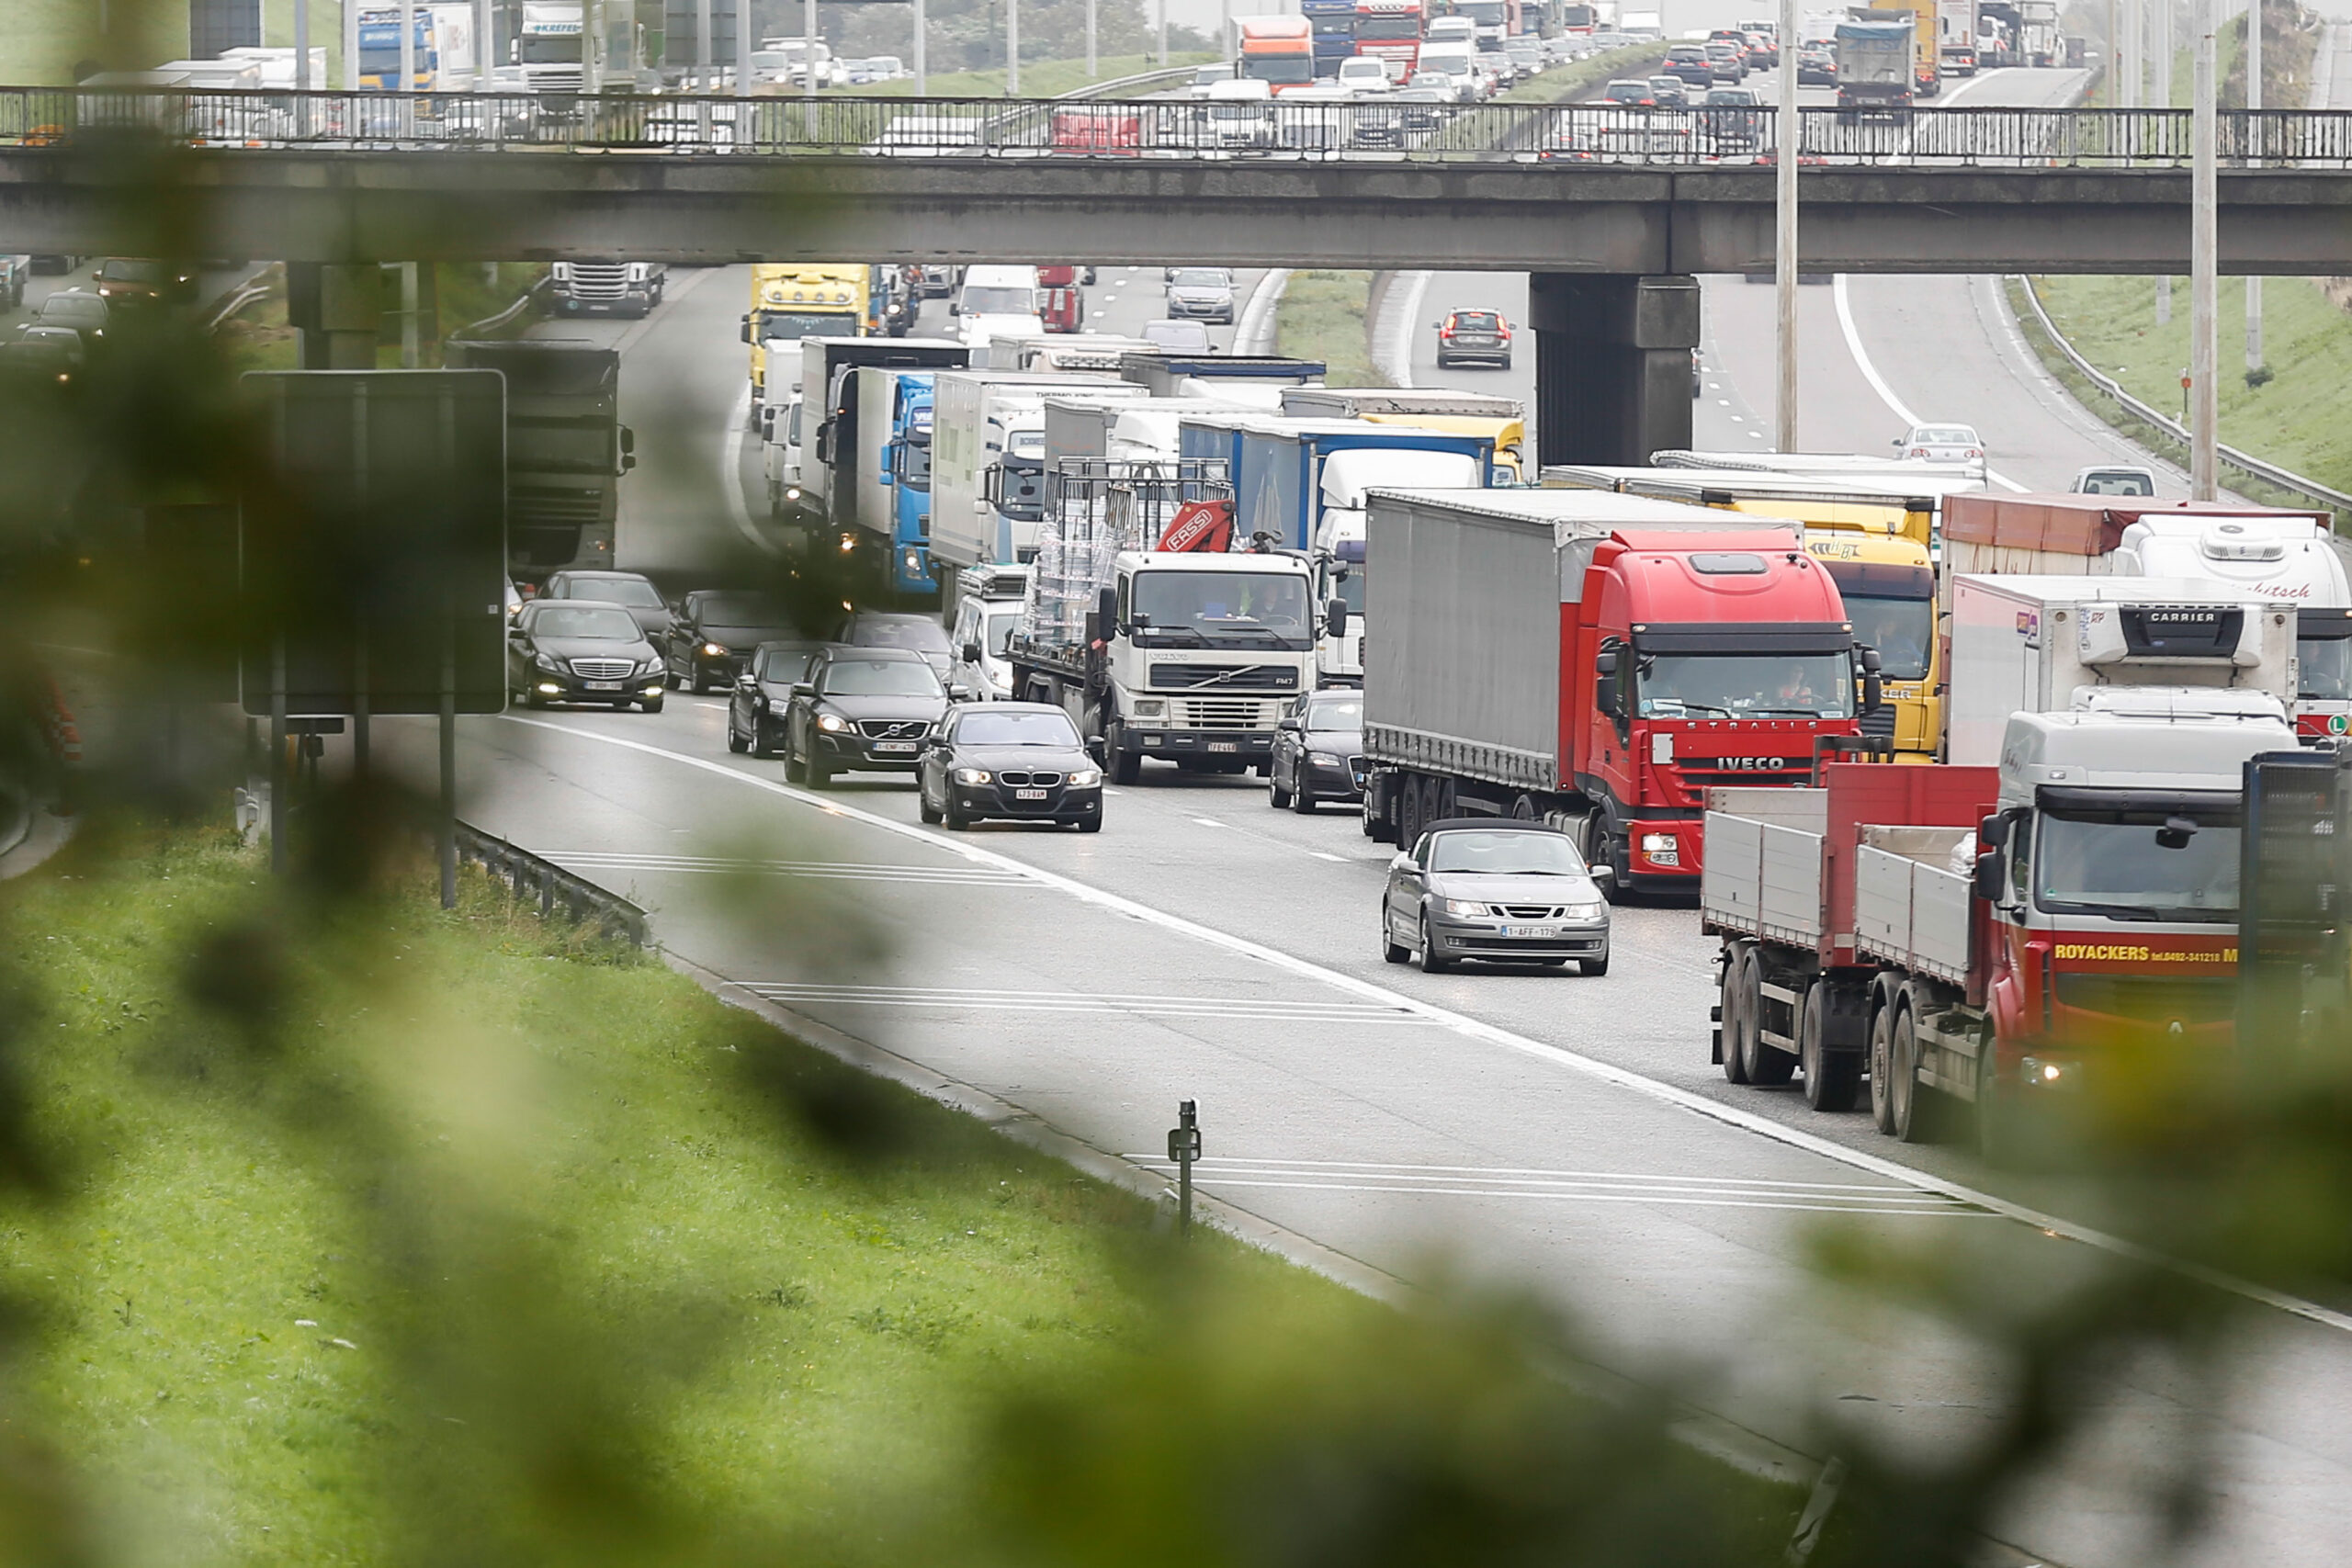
[1980,812,2007,849]
[1973,851,2006,904]
[961,640,983,663]
[740,313,752,344]
[1096,587,1118,638]
[1861,668,1883,715]
[1594,649,1620,676]
[1326,600,1349,639]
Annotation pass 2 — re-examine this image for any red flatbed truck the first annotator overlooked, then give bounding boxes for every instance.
[1361,489,1883,897]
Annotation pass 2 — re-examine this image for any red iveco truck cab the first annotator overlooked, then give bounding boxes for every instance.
[1362,489,1881,897]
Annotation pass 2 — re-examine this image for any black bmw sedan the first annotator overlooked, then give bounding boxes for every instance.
[915,703,1102,831]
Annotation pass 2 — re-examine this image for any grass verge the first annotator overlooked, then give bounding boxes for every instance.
[1496,41,1669,105]
[211,263,548,377]
[838,52,1216,98]
[2016,273,2352,512]
[1276,270,1384,387]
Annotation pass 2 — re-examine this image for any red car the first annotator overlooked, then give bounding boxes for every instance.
[1433,307,1512,369]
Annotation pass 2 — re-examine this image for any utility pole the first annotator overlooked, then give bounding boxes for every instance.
[2154,0,2172,326]
[400,0,415,95]
[739,0,752,94]
[807,0,820,99]
[697,0,713,85]
[1159,0,1169,68]
[915,0,927,93]
[585,0,605,94]
[2190,0,2219,499]
[1086,0,1097,79]
[2246,0,2265,375]
[1009,0,1020,94]
[1774,0,1800,452]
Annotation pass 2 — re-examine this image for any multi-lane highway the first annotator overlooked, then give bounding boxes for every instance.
[374,109,2352,1566]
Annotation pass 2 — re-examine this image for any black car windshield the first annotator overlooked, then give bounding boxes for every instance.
[2035,799,2240,920]
[1307,695,1363,728]
[2301,636,2352,702]
[854,616,954,654]
[1429,831,1588,876]
[531,606,639,640]
[1635,651,1856,718]
[956,710,1081,747]
[565,577,663,608]
[1134,570,1311,644]
[754,646,820,682]
[1841,595,1933,682]
[820,659,943,697]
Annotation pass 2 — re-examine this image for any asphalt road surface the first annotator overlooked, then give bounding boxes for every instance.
[429,200,2352,1567]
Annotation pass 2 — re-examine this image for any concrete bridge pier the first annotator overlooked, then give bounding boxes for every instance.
[286,263,387,369]
[1529,273,1699,468]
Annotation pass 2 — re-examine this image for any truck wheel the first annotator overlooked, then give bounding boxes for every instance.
[1110,741,1141,786]
[1740,965,1797,1086]
[1397,774,1424,849]
[1721,945,1756,1085]
[1799,979,1862,1112]
[1974,1038,2027,1168]
[1868,995,1897,1134]
[1889,1005,1929,1143]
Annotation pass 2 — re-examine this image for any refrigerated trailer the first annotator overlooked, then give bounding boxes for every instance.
[1703,689,2295,1150]
[1360,489,1884,897]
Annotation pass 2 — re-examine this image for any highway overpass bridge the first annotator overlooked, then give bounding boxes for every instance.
[13,88,2352,463]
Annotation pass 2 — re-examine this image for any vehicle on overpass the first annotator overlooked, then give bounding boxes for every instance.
[1337,56,1396,95]
[444,338,633,585]
[1237,16,1317,92]
[1663,43,1714,87]
[915,702,1105,830]
[1011,460,1320,783]
[1383,818,1612,974]
[1557,2,1600,37]
[548,260,665,319]
[506,600,664,712]
[357,5,477,91]
[505,1,597,92]
[1354,0,1426,80]
[1434,0,1516,49]
[1303,0,1363,77]
[1187,62,1232,98]
[1835,17,1916,113]
[1703,690,2292,1150]
[1796,43,1839,84]
[1360,489,1882,897]
[783,646,949,788]
[1270,687,1366,811]
[1869,0,1940,98]
[742,264,871,425]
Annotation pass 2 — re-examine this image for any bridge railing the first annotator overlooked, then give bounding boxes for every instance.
[6,87,2352,167]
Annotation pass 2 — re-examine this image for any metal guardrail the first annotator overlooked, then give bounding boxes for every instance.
[2011,275,2352,516]
[1057,66,1198,100]
[15,86,2352,165]
[456,821,651,947]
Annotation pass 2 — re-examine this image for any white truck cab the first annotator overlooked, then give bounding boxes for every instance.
[1308,447,1481,685]
[954,265,1046,349]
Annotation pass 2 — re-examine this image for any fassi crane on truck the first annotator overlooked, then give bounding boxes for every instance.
[1703,690,2293,1155]
[1360,490,1886,897]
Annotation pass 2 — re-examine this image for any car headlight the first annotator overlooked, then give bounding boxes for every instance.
[701,641,727,658]
[1067,767,1102,787]
[954,766,992,785]
[1309,751,1341,766]
[816,713,848,733]
[1130,698,1165,718]
[535,652,560,671]
[1442,897,1489,918]
[1565,901,1606,921]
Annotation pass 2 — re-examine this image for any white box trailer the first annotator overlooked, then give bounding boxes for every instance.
[1946,574,2297,766]
[929,370,1144,577]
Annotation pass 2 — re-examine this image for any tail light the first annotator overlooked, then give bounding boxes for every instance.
[1966,447,1984,458]
[1908,447,1928,457]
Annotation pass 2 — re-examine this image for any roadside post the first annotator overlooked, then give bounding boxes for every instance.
[240,371,509,897]
[1168,1099,1202,1235]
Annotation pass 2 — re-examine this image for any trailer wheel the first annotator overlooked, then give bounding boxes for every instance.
[1799,979,1863,1112]
[1721,944,1756,1085]
[1868,992,1898,1134]
[1889,1004,1929,1143]
[1741,974,1797,1086]
[1396,773,1425,850]
[1510,795,1538,820]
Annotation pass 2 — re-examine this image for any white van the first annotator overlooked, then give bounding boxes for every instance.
[953,265,1045,348]
[1415,41,1478,100]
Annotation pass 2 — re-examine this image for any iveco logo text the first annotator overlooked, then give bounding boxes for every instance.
[1708,757,1788,771]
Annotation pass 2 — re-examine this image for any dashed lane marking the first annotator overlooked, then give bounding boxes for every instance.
[541,851,1029,886]
[742,982,1430,1025]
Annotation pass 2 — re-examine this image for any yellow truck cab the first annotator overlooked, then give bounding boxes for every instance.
[742,264,870,410]
[1359,412,1527,480]
[1540,465,1942,759]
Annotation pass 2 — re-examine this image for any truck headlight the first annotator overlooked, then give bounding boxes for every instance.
[1130,699,1165,718]
[1442,898,1488,918]
[954,766,992,785]
[1067,767,1102,788]
[901,547,924,575]
[816,713,848,733]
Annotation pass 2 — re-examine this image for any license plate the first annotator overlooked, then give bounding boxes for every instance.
[1207,741,1238,753]
[1498,925,1562,940]
[874,740,917,753]
[1015,787,1048,800]
[584,680,623,691]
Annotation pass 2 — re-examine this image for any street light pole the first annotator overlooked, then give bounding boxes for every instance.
[2246,0,2265,375]
[1086,0,1097,79]
[807,0,820,100]
[1009,0,1020,95]
[915,0,927,94]
[2154,0,2172,325]
[2190,0,2219,499]
[1773,0,1799,452]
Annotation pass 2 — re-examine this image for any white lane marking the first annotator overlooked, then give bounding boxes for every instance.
[1833,274,2026,492]
[1310,851,1346,862]
[543,852,1028,885]
[722,385,786,554]
[743,982,1427,1024]
[1132,1173,1983,1218]
[492,715,2352,1337]
[1193,816,1227,829]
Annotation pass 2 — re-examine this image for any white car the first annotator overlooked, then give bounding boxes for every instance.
[1187,62,1231,99]
[1335,57,1393,95]
[2069,464,2157,496]
[1893,423,1988,479]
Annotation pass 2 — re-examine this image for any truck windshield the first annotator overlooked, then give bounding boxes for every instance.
[2035,799,2241,921]
[999,459,1046,522]
[1455,0,1507,21]
[960,288,1035,315]
[1325,560,1366,614]
[1634,651,1856,718]
[2301,636,2352,702]
[1241,55,1318,84]
[519,36,579,65]
[756,310,851,343]
[985,608,1020,657]
[1136,570,1312,646]
[1359,16,1420,38]
[1841,595,1932,682]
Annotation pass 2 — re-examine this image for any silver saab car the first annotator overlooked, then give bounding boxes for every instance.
[1381,818,1612,975]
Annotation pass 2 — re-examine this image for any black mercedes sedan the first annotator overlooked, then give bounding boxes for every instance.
[667,590,795,693]
[506,601,665,711]
[784,646,948,788]
[727,639,828,757]
[1268,689,1363,813]
[915,702,1102,831]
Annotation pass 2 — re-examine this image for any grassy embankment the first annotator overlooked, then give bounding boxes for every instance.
[2,820,1812,1561]
[0,1,346,84]
[839,52,1217,98]
[212,263,550,376]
